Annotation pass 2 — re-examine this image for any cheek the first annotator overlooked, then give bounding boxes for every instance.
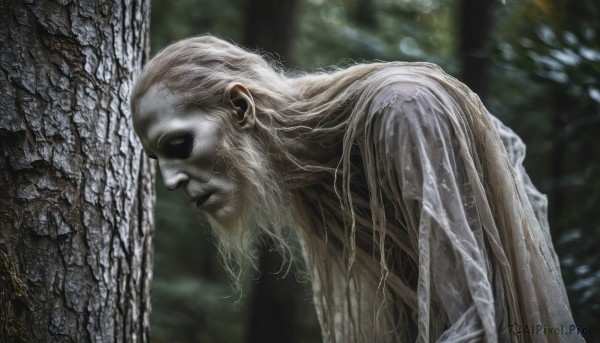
[209,174,246,226]
[195,127,222,152]
[187,133,225,181]
[207,158,241,201]
[190,143,220,170]
[209,145,239,181]
[191,116,225,159]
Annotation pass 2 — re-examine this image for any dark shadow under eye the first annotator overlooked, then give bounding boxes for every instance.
[164,134,193,159]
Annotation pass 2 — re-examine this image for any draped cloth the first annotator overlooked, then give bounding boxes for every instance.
[307,64,582,343]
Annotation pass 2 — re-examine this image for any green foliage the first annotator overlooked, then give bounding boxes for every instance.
[150,0,244,53]
[0,252,30,343]
[293,0,458,71]
[487,0,600,335]
[149,0,600,340]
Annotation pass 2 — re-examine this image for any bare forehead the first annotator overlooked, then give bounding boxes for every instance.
[136,84,185,120]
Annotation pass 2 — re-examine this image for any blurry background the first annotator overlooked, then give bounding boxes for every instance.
[148,0,600,341]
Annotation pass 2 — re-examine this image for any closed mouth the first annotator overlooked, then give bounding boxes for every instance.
[195,192,214,208]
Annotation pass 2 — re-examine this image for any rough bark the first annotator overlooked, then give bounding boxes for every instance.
[0,0,153,342]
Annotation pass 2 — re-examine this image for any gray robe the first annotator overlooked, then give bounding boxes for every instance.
[309,65,582,343]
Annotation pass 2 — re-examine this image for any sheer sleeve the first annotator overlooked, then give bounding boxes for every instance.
[368,84,497,342]
[364,81,582,342]
[492,117,564,290]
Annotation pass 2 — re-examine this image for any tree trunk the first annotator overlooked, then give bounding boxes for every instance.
[0,0,153,342]
[241,3,307,342]
[458,0,496,100]
[243,0,299,62]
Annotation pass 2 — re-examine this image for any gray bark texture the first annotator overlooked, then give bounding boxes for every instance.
[0,0,154,342]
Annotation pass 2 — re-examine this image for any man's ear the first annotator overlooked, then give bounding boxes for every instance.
[225,83,256,130]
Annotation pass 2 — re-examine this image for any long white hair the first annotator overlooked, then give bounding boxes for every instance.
[131,34,458,342]
[132,35,572,342]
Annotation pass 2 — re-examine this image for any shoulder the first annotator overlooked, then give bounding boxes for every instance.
[369,82,422,114]
[365,63,451,115]
[361,63,492,143]
[366,80,448,136]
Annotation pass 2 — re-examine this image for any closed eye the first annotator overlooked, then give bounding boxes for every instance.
[163,133,194,159]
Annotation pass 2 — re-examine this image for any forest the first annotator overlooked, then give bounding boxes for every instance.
[1,0,599,342]
[149,0,600,341]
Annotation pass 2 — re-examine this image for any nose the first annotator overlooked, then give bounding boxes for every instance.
[159,161,189,191]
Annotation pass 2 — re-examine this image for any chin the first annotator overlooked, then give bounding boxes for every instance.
[206,208,238,231]
[204,199,251,234]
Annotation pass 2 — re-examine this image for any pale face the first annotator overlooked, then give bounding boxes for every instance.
[133,85,241,226]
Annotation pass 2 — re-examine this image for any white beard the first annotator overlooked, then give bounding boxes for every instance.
[203,148,297,285]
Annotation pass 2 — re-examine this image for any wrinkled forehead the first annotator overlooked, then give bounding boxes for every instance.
[134,84,185,128]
